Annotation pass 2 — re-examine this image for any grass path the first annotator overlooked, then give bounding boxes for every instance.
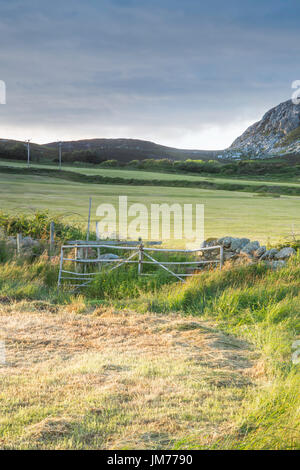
[0,304,257,450]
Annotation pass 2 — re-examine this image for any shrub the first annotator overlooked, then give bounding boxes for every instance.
[0,210,84,241]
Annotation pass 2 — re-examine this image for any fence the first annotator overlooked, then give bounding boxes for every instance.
[57,241,224,290]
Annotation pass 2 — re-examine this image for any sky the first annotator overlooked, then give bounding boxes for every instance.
[0,0,299,149]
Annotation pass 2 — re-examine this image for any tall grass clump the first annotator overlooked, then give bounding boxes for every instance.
[0,239,15,263]
[86,265,174,301]
[0,257,71,303]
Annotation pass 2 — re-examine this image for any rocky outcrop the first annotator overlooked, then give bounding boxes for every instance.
[228,99,300,156]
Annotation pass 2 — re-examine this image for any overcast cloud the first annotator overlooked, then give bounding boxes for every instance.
[0,0,299,149]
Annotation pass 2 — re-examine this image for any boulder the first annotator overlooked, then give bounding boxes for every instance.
[241,241,260,255]
[254,246,266,258]
[265,259,286,269]
[201,238,218,248]
[230,238,250,252]
[21,236,40,248]
[223,251,238,261]
[275,247,296,260]
[260,248,278,260]
[99,253,120,260]
[217,236,235,248]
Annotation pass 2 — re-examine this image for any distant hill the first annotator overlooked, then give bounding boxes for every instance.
[0,137,220,164]
[0,138,54,162]
[43,138,220,163]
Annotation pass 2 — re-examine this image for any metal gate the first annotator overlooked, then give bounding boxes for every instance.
[58,242,223,290]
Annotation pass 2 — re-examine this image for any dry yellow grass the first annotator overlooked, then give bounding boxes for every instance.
[0,302,259,449]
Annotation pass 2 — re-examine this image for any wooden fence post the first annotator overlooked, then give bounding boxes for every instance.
[16,233,22,255]
[57,246,64,290]
[50,221,55,256]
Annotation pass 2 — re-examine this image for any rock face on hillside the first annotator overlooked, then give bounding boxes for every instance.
[229,99,300,156]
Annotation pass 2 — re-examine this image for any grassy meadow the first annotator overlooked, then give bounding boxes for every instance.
[0,171,300,245]
[0,162,299,450]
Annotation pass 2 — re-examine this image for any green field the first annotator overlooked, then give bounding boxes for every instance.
[1,171,299,245]
[1,158,300,188]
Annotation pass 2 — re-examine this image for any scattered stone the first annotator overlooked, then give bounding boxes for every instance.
[230,238,250,252]
[275,247,296,260]
[260,248,278,260]
[241,241,260,255]
[21,236,40,248]
[265,260,286,269]
[254,246,266,258]
[201,238,218,248]
[99,253,120,260]
[217,236,235,248]
[223,251,237,261]
[202,236,296,270]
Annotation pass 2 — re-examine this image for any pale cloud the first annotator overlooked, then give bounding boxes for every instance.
[0,0,299,149]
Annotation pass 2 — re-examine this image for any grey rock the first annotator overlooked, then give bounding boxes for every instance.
[241,241,260,255]
[230,238,250,252]
[265,260,286,269]
[254,246,266,258]
[217,236,235,248]
[201,238,218,248]
[223,251,237,261]
[99,253,120,260]
[275,247,296,259]
[21,236,40,248]
[260,248,278,260]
